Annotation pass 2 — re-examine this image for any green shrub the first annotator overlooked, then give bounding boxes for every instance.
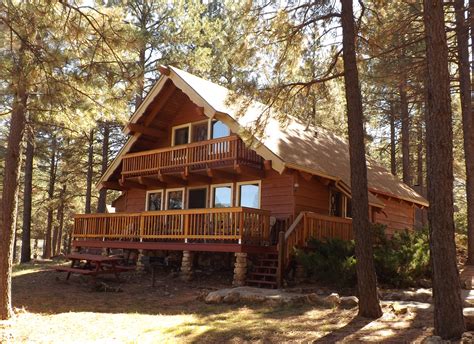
[295,224,431,288]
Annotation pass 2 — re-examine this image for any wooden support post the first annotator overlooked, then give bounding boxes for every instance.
[277,231,285,289]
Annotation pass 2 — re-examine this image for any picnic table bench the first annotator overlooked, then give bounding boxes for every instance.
[53,253,133,281]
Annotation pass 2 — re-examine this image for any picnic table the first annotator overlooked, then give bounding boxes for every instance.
[53,253,132,281]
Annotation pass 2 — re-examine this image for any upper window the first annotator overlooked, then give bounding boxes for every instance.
[211,184,233,208]
[173,126,190,146]
[146,190,163,211]
[211,120,230,139]
[237,182,260,209]
[330,190,343,217]
[192,121,209,142]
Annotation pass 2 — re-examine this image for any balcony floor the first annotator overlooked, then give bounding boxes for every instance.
[72,239,278,254]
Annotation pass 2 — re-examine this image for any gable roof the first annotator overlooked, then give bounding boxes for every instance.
[101,65,428,208]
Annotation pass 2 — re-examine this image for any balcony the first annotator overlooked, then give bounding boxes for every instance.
[73,207,271,249]
[121,136,264,178]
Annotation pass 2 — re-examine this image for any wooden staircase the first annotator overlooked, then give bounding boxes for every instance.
[246,253,279,289]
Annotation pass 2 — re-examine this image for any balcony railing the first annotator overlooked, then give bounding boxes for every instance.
[121,136,263,177]
[73,207,271,245]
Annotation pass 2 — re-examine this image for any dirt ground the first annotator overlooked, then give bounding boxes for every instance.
[0,261,434,343]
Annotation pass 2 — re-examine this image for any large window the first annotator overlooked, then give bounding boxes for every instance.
[146,190,163,211]
[192,121,209,142]
[211,120,230,139]
[211,184,233,208]
[166,188,185,209]
[237,181,261,208]
[187,187,208,209]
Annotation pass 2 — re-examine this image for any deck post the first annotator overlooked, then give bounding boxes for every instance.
[233,252,248,287]
[277,231,285,288]
[180,251,194,281]
[136,249,146,271]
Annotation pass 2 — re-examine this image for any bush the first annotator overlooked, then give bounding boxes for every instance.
[295,224,431,288]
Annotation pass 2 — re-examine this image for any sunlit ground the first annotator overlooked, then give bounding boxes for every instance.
[0,262,433,343]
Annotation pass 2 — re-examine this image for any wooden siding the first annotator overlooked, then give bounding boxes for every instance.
[373,196,415,235]
[260,170,295,219]
[294,175,330,215]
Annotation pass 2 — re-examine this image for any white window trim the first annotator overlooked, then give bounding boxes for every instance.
[191,119,211,141]
[171,123,192,147]
[344,196,352,219]
[210,183,234,208]
[145,189,164,211]
[165,187,186,210]
[236,180,261,209]
[186,186,209,209]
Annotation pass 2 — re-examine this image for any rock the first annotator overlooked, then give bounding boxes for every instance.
[414,288,432,303]
[462,332,474,344]
[340,296,358,309]
[390,302,408,315]
[243,294,266,303]
[205,292,223,304]
[316,289,325,295]
[324,293,341,307]
[419,279,432,288]
[223,291,240,304]
[422,336,444,344]
[464,308,474,331]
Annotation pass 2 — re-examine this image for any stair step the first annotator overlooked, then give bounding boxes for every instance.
[249,272,277,277]
[253,265,277,270]
[246,279,277,285]
[259,258,278,262]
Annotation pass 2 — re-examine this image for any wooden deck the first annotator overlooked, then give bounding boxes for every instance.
[73,207,271,249]
[121,135,263,178]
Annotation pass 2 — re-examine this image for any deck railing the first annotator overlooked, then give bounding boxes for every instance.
[121,136,263,177]
[73,207,271,245]
[277,212,353,287]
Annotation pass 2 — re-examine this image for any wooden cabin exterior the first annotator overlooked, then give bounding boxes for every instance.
[72,66,428,288]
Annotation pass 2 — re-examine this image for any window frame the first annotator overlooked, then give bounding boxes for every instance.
[211,119,231,139]
[236,180,261,209]
[145,189,164,211]
[171,123,192,147]
[210,183,234,208]
[165,187,186,210]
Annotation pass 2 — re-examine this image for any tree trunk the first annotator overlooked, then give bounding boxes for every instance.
[20,128,34,263]
[53,184,66,256]
[85,129,94,214]
[43,134,57,259]
[423,0,465,338]
[340,0,382,319]
[0,47,28,320]
[416,118,426,227]
[389,103,397,176]
[97,123,110,213]
[456,0,474,264]
[399,80,411,186]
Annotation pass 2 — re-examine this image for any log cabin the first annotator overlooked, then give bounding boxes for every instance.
[72,65,428,288]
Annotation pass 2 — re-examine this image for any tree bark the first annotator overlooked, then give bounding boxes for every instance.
[0,46,28,320]
[53,184,66,256]
[97,122,109,213]
[399,80,411,185]
[340,0,382,319]
[423,0,465,338]
[389,103,397,176]
[43,134,57,259]
[20,127,34,263]
[456,0,474,264]
[84,129,94,214]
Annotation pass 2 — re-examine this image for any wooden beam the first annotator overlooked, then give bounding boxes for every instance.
[138,176,167,188]
[158,65,170,75]
[101,181,122,191]
[299,171,313,182]
[158,171,187,185]
[127,123,165,137]
[144,82,176,126]
[206,168,235,180]
[234,164,265,178]
[263,160,273,171]
[181,171,211,184]
[119,179,147,190]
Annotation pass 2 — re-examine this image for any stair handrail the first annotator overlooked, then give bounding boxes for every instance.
[277,211,306,288]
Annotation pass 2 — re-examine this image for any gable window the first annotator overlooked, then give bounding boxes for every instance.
[237,181,261,209]
[146,190,163,211]
[211,184,233,208]
[211,120,230,139]
[172,125,190,146]
[192,121,209,142]
[166,188,185,210]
